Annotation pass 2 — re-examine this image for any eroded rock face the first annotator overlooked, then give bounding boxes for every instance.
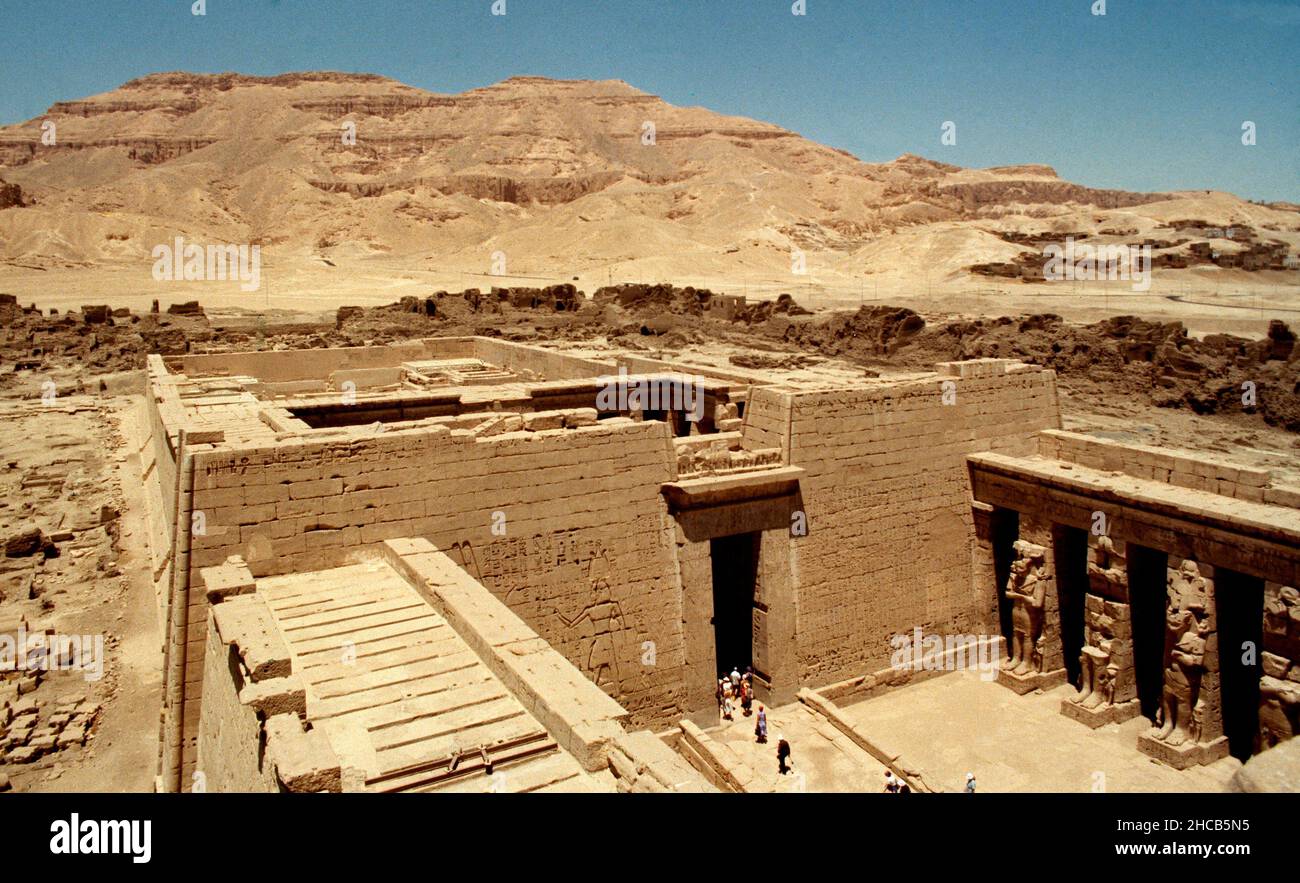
[2,69,1231,276]
[5,526,47,558]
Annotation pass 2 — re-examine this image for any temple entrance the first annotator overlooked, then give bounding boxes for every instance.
[1215,568,1264,761]
[1052,525,1088,689]
[1128,545,1170,722]
[991,508,1020,647]
[711,532,759,677]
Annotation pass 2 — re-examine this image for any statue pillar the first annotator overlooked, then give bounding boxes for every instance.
[996,514,1068,694]
[1061,535,1142,726]
[1137,558,1230,768]
[1259,583,1300,750]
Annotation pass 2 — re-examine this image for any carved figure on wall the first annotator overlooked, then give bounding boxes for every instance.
[1098,660,1117,707]
[1004,540,1048,676]
[1087,535,1126,591]
[1076,641,1112,709]
[554,552,626,690]
[1259,676,1300,748]
[1153,561,1210,746]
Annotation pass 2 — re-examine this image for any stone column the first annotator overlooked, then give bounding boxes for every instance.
[753,526,796,707]
[1061,536,1142,726]
[996,513,1068,694]
[1259,582,1300,749]
[970,502,1001,637]
[676,533,718,726]
[1137,558,1230,769]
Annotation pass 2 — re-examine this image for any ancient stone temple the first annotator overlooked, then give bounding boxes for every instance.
[133,341,1300,791]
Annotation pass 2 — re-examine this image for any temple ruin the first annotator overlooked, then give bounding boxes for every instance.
[135,337,1300,792]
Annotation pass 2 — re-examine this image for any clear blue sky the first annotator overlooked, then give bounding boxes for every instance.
[1,0,1296,200]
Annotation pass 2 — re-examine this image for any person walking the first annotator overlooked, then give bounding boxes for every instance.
[776,735,792,775]
[965,772,977,793]
[884,771,899,793]
[741,678,753,717]
[754,705,767,743]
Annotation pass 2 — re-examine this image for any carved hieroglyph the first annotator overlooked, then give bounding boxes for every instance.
[1260,583,1300,749]
[1004,539,1048,675]
[446,530,636,694]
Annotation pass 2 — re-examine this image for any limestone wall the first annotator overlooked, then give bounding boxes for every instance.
[145,355,179,531]
[171,341,441,383]
[1039,429,1300,507]
[173,416,686,781]
[786,363,1059,686]
[195,590,338,793]
[195,614,277,793]
[470,337,615,379]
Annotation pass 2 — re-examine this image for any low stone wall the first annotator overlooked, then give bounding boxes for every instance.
[797,689,936,793]
[195,566,341,793]
[606,730,715,793]
[1039,429,1300,507]
[813,637,1005,705]
[675,719,748,792]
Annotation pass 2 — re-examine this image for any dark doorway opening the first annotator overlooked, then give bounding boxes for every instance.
[1053,525,1089,689]
[711,532,759,677]
[991,508,1020,647]
[1128,545,1170,722]
[1215,569,1264,761]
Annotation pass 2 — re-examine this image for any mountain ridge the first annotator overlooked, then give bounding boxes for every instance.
[0,71,1295,285]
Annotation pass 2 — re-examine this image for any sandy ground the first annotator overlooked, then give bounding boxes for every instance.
[704,701,891,793]
[839,671,1239,793]
[3,260,1297,338]
[0,397,161,792]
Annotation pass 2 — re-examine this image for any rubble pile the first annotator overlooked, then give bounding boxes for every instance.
[0,688,101,765]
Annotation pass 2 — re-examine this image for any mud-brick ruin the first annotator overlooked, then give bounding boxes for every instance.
[135,336,1300,792]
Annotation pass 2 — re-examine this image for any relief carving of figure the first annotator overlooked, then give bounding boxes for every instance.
[1075,640,1112,709]
[1153,560,1209,746]
[1004,540,1048,676]
[1259,676,1300,748]
[554,552,626,691]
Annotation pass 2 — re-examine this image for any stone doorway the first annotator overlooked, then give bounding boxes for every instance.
[991,507,1020,647]
[710,532,759,679]
[1128,545,1170,722]
[1215,568,1264,761]
[1052,525,1089,689]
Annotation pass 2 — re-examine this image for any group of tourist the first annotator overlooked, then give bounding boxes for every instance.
[714,666,791,775]
[714,664,980,792]
[883,771,911,793]
[716,666,755,721]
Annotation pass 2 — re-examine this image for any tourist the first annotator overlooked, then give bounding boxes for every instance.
[899,780,911,794]
[722,679,735,720]
[754,705,767,743]
[740,678,753,716]
[884,770,899,793]
[776,735,792,775]
[716,678,726,720]
[965,772,977,793]
[730,666,741,692]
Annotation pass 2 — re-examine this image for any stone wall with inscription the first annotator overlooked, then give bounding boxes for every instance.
[173,417,685,781]
[784,364,1060,686]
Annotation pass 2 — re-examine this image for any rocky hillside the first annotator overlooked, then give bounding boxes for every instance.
[1,71,1297,281]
